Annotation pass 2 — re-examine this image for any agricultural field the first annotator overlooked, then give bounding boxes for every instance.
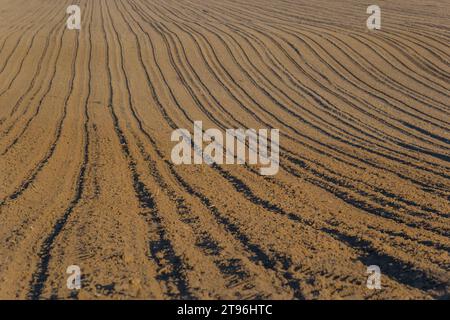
[0,0,448,299]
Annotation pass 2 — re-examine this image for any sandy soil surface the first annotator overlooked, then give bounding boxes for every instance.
[0,0,448,299]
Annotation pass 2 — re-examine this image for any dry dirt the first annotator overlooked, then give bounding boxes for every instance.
[0,0,449,300]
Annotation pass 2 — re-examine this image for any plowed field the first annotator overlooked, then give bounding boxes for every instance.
[0,0,449,299]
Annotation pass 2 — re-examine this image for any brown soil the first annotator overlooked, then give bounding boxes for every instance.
[0,0,448,300]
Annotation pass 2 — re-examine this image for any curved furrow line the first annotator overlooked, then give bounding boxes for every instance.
[0,25,34,78]
[0,1,64,95]
[0,0,65,37]
[173,9,450,164]
[223,0,450,73]
[114,0,331,299]
[133,133,272,299]
[139,1,448,222]
[152,22,238,130]
[229,162,450,288]
[28,0,85,299]
[0,0,72,102]
[209,161,449,295]
[101,0,193,299]
[0,19,72,204]
[375,31,450,81]
[128,0,281,138]
[120,0,267,153]
[146,2,385,169]
[223,22,450,159]
[237,162,450,255]
[174,16,448,195]
[277,26,450,150]
[0,2,40,46]
[135,0,448,262]
[157,3,450,204]
[345,28,450,94]
[0,0,448,300]
[138,2,397,174]
[285,24,450,115]
[188,28,450,198]
[197,0,450,130]
[263,0,450,61]
[322,226,448,295]
[0,1,72,120]
[112,0,254,297]
[124,0,376,300]
[214,1,446,51]
[169,1,450,174]
[3,28,54,120]
[155,0,450,235]
[225,25,450,168]
[114,0,304,298]
[166,164,306,299]
[282,155,449,237]
[286,150,450,222]
[176,13,416,152]
[406,26,450,51]
[0,29,44,99]
[0,7,71,146]
[352,30,449,90]
[275,150,449,240]
[201,0,450,107]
